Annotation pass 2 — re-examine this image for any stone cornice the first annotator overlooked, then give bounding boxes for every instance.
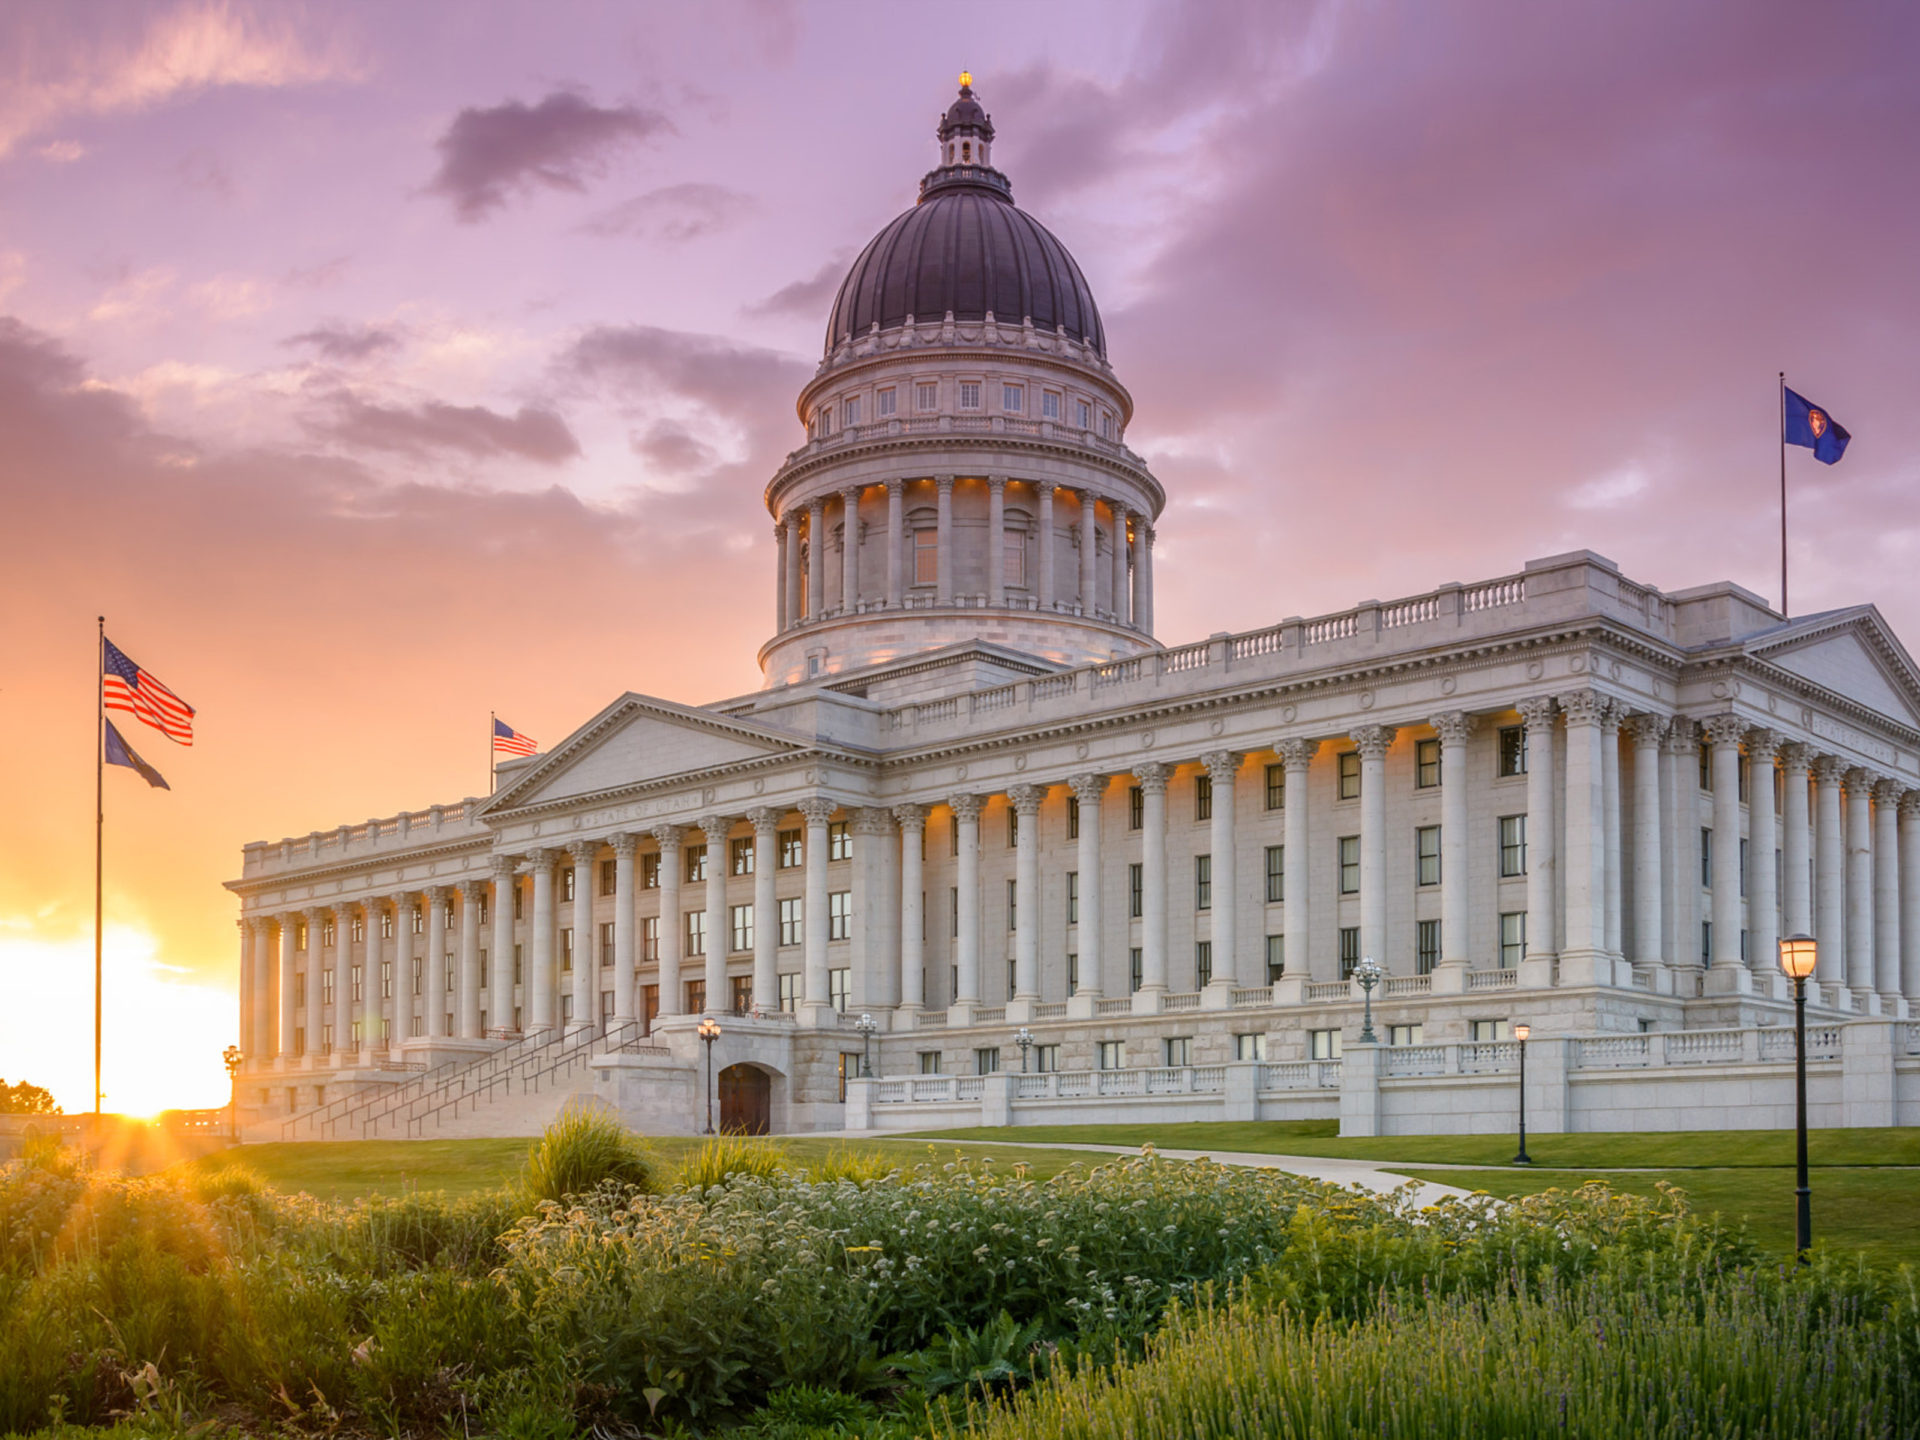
[225,833,494,901]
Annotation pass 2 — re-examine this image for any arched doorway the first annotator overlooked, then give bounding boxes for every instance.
[718,1064,771,1135]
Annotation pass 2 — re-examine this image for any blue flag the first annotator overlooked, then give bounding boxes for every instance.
[104,718,169,790]
[1784,387,1850,464]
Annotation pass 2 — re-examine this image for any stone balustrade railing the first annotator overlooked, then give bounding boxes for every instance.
[243,799,486,875]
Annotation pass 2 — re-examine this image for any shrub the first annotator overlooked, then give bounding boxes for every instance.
[802,1143,901,1188]
[673,1133,793,1195]
[520,1105,654,1203]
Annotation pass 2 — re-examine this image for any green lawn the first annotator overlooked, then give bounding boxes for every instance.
[1399,1166,1920,1270]
[905,1120,1920,1170]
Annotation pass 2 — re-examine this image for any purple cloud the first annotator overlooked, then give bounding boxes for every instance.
[580,182,752,241]
[312,390,581,464]
[426,90,670,222]
[283,322,402,362]
[744,255,849,321]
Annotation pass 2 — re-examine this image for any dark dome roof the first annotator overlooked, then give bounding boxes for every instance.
[824,186,1106,358]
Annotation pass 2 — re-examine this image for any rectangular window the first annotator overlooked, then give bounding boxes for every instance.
[958,381,982,410]
[919,1050,942,1074]
[730,975,753,1015]
[1195,773,1213,821]
[1235,1032,1267,1061]
[828,890,852,941]
[600,921,615,965]
[1739,838,1749,896]
[829,967,850,1012]
[828,820,852,861]
[1006,878,1017,932]
[511,946,523,985]
[1500,911,1526,969]
[641,986,657,1033]
[1041,390,1061,420]
[778,972,801,1013]
[640,916,659,962]
[351,916,364,943]
[730,903,754,953]
[1416,919,1441,974]
[1699,744,1713,790]
[477,895,488,927]
[685,844,708,883]
[600,858,616,896]
[1416,825,1442,886]
[731,836,755,876]
[642,852,661,889]
[1702,919,1713,963]
[843,395,861,427]
[1034,1043,1060,1073]
[1265,845,1285,903]
[877,386,896,417]
[1265,763,1285,810]
[351,965,363,1002]
[1008,958,1017,1000]
[478,950,487,989]
[1194,941,1213,989]
[1002,382,1023,413]
[381,959,393,998]
[1338,836,1360,894]
[1499,814,1528,877]
[1701,828,1713,887]
[1128,785,1144,830]
[685,910,706,958]
[916,381,938,411]
[684,979,704,1015]
[1498,725,1528,777]
[561,870,575,904]
[1265,934,1285,981]
[1388,1023,1425,1046]
[320,1022,333,1055]
[1067,952,1078,993]
[1129,862,1144,918]
[1339,927,1360,978]
[1310,1029,1342,1060]
[1098,1039,1125,1070]
[1471,1019,1510,1043]
[1067,795,1080,840]
[1130,947,1143,993]
[410,956,421,996]
[1194,853,1212,910]
[1076,398,1093,429]
[779,829,803,868]
[320,969,334,1005]
[411,907,424,935]
[1007,806,1019,848]
[1338,751,1361,800]
[560,928,574,972]
[1737,754,1750,802]
[601,990,615,1021]
[1100,411,1114,438]
[1416,737,1441,789]
[322,919,335,947]
[1164,1035,1192,1067]
[1066,870,1079,925]
[975,1047,1001,1075]
[380,909,395,939]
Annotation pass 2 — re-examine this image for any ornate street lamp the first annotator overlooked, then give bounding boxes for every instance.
[1354,955,1383,1044]
[221,1045,244,1143]
[697,1016,722,1134]
[1779,934,1818,1260]
[854,1011,878,1078]
[1511,1023,1532,1165]
[1015,1026,1034,1073]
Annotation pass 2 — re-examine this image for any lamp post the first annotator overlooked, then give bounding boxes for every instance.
[854,1011,878,1078]
[696,1016,721,1134]
[1779,934,1818,1260]
[1511,1023,1532,1165]
[1015,1026,1034,1073]
[1354,955,1383,1044]
[221,1045,243,1143]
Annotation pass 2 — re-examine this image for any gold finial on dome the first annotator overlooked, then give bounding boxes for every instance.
[958,70,972,88]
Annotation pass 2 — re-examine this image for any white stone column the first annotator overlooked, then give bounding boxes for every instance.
[1873,781,1903,1006]
[457,881,482,1038]
[950,794,983,1007]
[1600,703,1623,956]
[851,807,896,1009]
[1900,793,1920,1004]
[524,853,555,1032]
[774,521,789,631]
[1349,730,1392,975]
[699,816,733,1013]
[333,903,356,1056]
[388,893,413,1045]
[608,835,636,1024]
[806,500,825,620]
[987,476,1006,606]
[1068,774,1106,1001]
[894,804,928,1012]
[1008,784,1043,1004]
[799,798,835,1008]
[237,920,252,1061]
[1518,697,1558,977]
[746,808,781,1013]
[491,861,517,1032]
[424,887,449,1039]
[1626,714,1667,973]
[1780,744,1813,939]
[840,487,860,612]
[358,902,382,1056]
[1134,764,1170,1004]
[1275,739,1317,980]
[650,827,684,1017]
[1813,757,1847,995]
[296,906,322,1056]
[1110,505,1129,626]
[1430,714,1474,969]
[1138,526,1155,634]
[1559,693,1610,983]
[885,480,904,607]
[934,476,954,604]
[1845,768,1876,1003]
[784,511,804,627]
[1700,715,1746,988]
[249,918,274,1060]
[1037,483,1056,610]
[1747,731,1781,989]
[565,842,595,1032]
[278,915,297,1060]
[1078,488,1098,612]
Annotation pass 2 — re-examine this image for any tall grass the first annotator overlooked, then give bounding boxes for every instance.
[672,1132,793,1194]
[519,1103,655,1203]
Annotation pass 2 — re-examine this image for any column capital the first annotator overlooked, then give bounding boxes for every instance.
[1872,777,1907,806]
[332,899,355,919]
[1843,765,1877,797]
[884,477,904,497]
[891,802,930,829]
[1662,716,1699,755]
[1348,726,1396,762]
[1428,711,1475,745]
[1516,694,1557,731]
[697,814,735,845]
[1812,754,1849,785]
[785,507,803,530]
[1624,711,1669,748]
[744,806,784,833]
[1900,789,1920,819]
[521,846,557,869]
[304,903,327,922]
[246,914,273,935]
[1067,772,1108,805]
[850,806,894,836]
[935,474,955,494]
[1273,737,1319,769]
[1131,761,1171,794]
[1698,713,1747,749]
[1006,783,1045,816]
[609,832,639,858]
[1598,697,1625,733]
[772,523,784,544]
[567,839,600,865]
[842,484,861,503]
[491,854,519,879]
[645,825,684,852]
[1745,728,1784,765]
[457,878,484,901]
[1200,750,1244,783]
[423,883,450,904]
[386,891,412,911]
[947,792,984,822]
[1779,740,1814,773]
[797,796,837,826]
[1556,689,1608,727]
[1141,523,1155,549]
[987,474,1006,495]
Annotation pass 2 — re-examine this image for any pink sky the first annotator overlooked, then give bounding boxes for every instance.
[3,1,1917,1112]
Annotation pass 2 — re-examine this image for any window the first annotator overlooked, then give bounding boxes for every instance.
[1471,1019,1510,1043]
[916,381,938,411]
[877,386,896,417]
[1129,862,1144,918]
[1740,927,1750,963]
[685,910,706,958]
[1002,383,1023,413]
[1041,390,1061,420]
[684,980,704,1015]
[1067,952,1078,992]
[351,915,365,943]
[919,1051,942,1074]
[778,972,801,1013]
[730,903,754,953]
[1310,1029,1343,1060]
[731,837,755,875]
[1701,920,1713,964]
[600,858,617,896]
[320,1023,333,1055]
[950,887,959,937]
[477,895,488,926]
[1499,912,1526,969]
[1266,934,1286,980]
[561,870,575,904]
[350,965,363,1002]
[1699,744,1713,790]
[828,820,852,861]
[1076,398,1093,429]
[683,844,707,884]
[975,1047,1001,1074]
[1194,854,1212,910]
[600,921,615,965]
[779,829,803,868]
[914,529,938,585]
[1338,751,1361,800]
[1164,1035,1192,1067]
[1388,1023,1425,1047]
[829,966,851,1012]
[1338,836,1360,894]
[320,969,334,1005]
[1034,1043,1060,1073]
[1499,815,1528,877]
[1416,738,1441,788]
[380,909,395,939]
[1498,725,1528,777]
[1067,871,1079,925]
[1067,795,1080,840]
[1128,785,1144,830]
[1416,919,1441,974]
[1740,838,1749,896]
[640,916,659,962]
[322,919,335,948]
[1265,845,1285,903]
[642,852,661,889]
[411,906,424,935]
[602,990,615,1021]
[843,396,861,427]
[1265,763,1285,810]
[1007,806,1019,848]
[1235,1032,1267,1061]
[1195,773,1213,821]
[1006,878,1017,932]
[1701,828,1713,887]
[512,945,524,985]
[1339,927,1360,978]
[1004,534,1026,588]
[410,956,421,996]
[1194,941,1213,989]
[1008,958,1017,1000]
[1098,1039,1125,1070]
[477,951,487,988]
[1413,825,1442,887]
[381,959,393,998]
[959,381,982,410]
[828,890,852,941]
[1130,948,1143,993]
[293,1027,305,1057]
[1737,754,1750,802]
[1100,411,1114,438]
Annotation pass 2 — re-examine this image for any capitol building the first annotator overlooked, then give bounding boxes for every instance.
[231,82,1920,1140]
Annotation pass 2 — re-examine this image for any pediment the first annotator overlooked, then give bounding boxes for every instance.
[487,695,807,812]
[1752,618,1920,728]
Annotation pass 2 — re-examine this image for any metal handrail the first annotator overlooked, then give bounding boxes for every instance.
[281,1029,546,1140]
[374,1020,644,1139]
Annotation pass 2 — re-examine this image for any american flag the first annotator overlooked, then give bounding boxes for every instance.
[493,717,538,756]
[103,637,195,746]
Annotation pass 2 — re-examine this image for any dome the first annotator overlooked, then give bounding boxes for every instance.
[822,80,1106,359]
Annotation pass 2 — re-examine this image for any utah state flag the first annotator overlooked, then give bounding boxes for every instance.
[1784,387,1850,464]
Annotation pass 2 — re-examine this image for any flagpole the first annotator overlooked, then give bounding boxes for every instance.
[1779,371,1789,617]
[489,711,496,795]
[95,616,104,1117]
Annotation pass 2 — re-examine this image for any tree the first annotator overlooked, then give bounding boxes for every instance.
[0,1080,60,1115]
